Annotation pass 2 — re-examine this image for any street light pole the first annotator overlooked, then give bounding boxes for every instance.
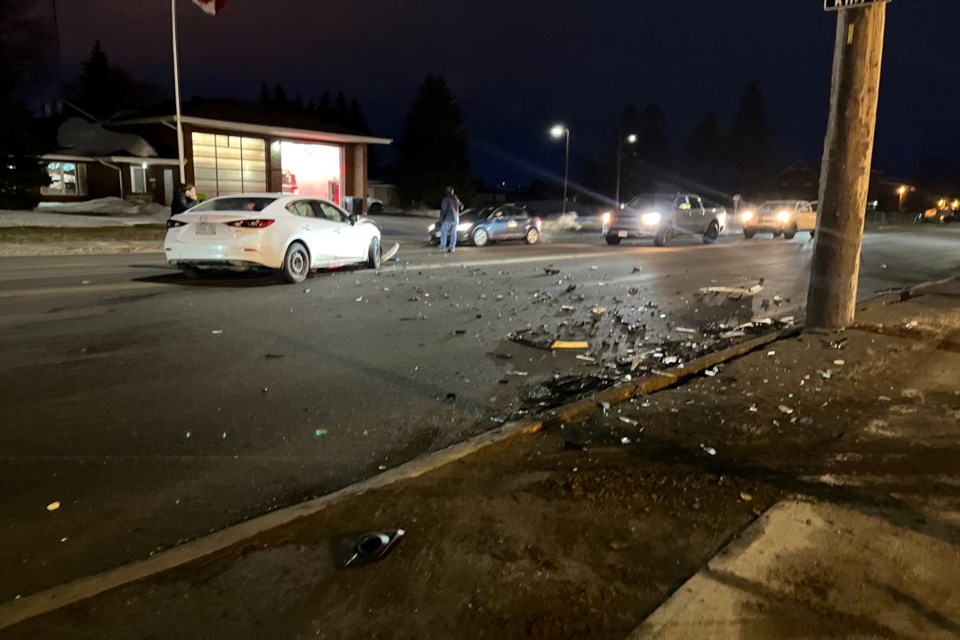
[550,124,571,215]
[614,131,637,207]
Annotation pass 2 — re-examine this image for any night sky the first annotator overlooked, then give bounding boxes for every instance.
[50,0,960,191]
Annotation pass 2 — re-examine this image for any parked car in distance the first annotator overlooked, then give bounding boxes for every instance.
[602,193,726,246]
[427,205,542,247]
[740,200,817,239]
[165,194,382,284]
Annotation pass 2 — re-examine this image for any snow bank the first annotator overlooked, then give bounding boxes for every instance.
[36,197,170,219]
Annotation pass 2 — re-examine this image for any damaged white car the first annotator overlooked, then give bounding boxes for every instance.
[165,194,382,283]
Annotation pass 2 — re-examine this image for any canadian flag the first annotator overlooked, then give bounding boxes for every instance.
[190,0,227,15]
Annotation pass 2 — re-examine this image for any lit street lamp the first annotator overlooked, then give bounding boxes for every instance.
[550,125,570,214]
[897,185,908,210]
[614,132,638,207]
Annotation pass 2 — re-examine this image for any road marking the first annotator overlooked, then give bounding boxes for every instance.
[0,282,161,299]
[389,247,687,271]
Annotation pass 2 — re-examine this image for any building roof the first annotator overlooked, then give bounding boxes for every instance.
[109,99,392,146]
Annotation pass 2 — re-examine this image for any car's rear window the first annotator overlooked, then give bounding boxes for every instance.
[191,197,277,212]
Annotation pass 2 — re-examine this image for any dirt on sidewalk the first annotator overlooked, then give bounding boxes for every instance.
[4,282,959,640]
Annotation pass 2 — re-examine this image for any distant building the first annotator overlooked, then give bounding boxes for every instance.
[37,99,391,212]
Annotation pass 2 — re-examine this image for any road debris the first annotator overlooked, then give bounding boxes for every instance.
[543,267,561,276]
[505,371,529,376]
[704,368,718,377]
[46,501,60,511]
[675,327,697,334]
[700,444,717,456]
[343,530,405,568]
[591,307,607,316]
[576,355,596,363]
[620,437,631,445]
[778,405,794,415]
[833,359,846,366]
[618,416,639,426]
[264,353,285,359]
[315,428,327,437]
[382,242,400,262]
[828,338,848,350]
[601,402,610,416]
[355,296,363,302]
[211,330,223,335]
[551,341,589,350]
[739,492,754,502]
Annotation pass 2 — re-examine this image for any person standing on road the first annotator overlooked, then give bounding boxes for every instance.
[171,184,198,216]
[439,186,462,254]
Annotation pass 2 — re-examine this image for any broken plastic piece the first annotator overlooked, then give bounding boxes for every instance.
[700,444,717,456]
[591,307,607,316]
[618,416,638,426]
[382,242,400,262]
[620,437,631,445]
[601,402,610,416]
[778,405,794,415]
[46,501,60,512]
[344,529,405,568]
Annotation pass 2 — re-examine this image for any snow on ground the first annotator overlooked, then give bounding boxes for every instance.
[0,198,170,228]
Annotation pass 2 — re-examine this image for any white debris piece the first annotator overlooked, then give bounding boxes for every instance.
[47,501,60,511]
[778,405,794,415]
[620,437,631,445]
[618,416,638,426]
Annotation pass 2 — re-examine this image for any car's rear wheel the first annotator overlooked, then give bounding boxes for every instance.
[367,237,381,269]
[702,222,720,244]
[525,228,540,244]
[784,224,797,240]
[472,228,489,247]
[605,235,622,245]
[368,202,383,215]
[743,229,756,239]
[653,228,669,247]
[281,242,310,284]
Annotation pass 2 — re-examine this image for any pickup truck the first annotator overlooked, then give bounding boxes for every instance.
[602,193,727,246]
[740,200,817,239]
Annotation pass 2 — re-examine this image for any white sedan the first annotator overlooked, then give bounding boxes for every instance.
[165,194,382,283]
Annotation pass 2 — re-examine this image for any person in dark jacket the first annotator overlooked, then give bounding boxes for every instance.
[171,184,198,215]
[438,186,462,253]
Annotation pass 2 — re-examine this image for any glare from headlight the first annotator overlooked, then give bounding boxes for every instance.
[641,212,661,226]
[601,211,612,225]
[456,222,473,231]
[717,212,727,228]
[428,224,435,232]
[777,210,791,222]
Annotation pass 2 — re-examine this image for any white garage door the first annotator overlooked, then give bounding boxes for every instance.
[192,133,266,197]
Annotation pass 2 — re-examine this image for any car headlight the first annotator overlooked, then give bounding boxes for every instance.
[641,212,661,226]
[601,211,612,225]
[777,210,791,222]
[741,210,754,222]
[428,224,436,232]
[456,222,473,231]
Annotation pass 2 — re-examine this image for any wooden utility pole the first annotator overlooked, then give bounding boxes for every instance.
[806,2,887,330]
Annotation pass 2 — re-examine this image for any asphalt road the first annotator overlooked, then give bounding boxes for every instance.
[1,219,957,601]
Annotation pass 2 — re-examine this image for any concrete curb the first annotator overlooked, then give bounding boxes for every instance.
[1,277,949,630]
[856,274,956,312]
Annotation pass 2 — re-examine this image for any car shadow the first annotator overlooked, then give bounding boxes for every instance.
[132,266,365,288]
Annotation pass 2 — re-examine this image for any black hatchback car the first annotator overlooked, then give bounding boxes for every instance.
[427,205,542,247]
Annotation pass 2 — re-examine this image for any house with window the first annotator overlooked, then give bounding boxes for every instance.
[39,99,391,212]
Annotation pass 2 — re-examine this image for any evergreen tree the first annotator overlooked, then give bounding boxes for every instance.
[729,83,777,193]
[76,41,112,117]
[258,82,270,107]
[332,91,349,127]
[0,0,50,208]
[348,98,377,174]
[271,84,288,111]
[683,111,725,184]
[316,91,331,120]
[395,74,473,206]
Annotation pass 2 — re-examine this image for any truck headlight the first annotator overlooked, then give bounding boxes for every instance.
[601,211,612,225]
[741,210,754,222]
[456,222,473,231]
[777,210,791,223]
[428,224,436,232]
[641,212,661,226]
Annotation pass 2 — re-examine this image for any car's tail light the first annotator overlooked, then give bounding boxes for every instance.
[167,219,186,228]
[226,219,275,228]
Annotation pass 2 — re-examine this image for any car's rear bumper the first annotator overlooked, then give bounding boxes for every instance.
[165,242,280,270]
[743,223,792,233]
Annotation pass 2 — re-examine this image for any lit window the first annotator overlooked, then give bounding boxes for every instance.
[130,165,148,193]
[41,162,87,196]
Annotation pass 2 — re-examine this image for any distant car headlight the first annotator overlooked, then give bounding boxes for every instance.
[777,210,791,223]
[641,212,661,226]
[428,224,436,232]
[456,222,473,231]
[740,210,754,222]
[601,211,612,225]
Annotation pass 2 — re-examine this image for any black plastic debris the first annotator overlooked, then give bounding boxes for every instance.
[827,338,848,350]
[445,393,457,403]
[343,530,405,568]
[520,374,619,408]
[544,266,561,276]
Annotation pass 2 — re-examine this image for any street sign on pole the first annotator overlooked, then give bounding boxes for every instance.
[824,0,889,12]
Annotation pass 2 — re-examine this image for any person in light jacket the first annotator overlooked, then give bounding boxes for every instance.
[438,186,462,253]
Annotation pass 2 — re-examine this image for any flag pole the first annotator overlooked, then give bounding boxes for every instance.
[171,0,187,184]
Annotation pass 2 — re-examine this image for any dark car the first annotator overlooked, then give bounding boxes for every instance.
[427,205,542,246]
[602,193,726,246]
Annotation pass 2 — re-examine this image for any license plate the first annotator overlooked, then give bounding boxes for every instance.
[196,223,215,235]
[618,231,628,238]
